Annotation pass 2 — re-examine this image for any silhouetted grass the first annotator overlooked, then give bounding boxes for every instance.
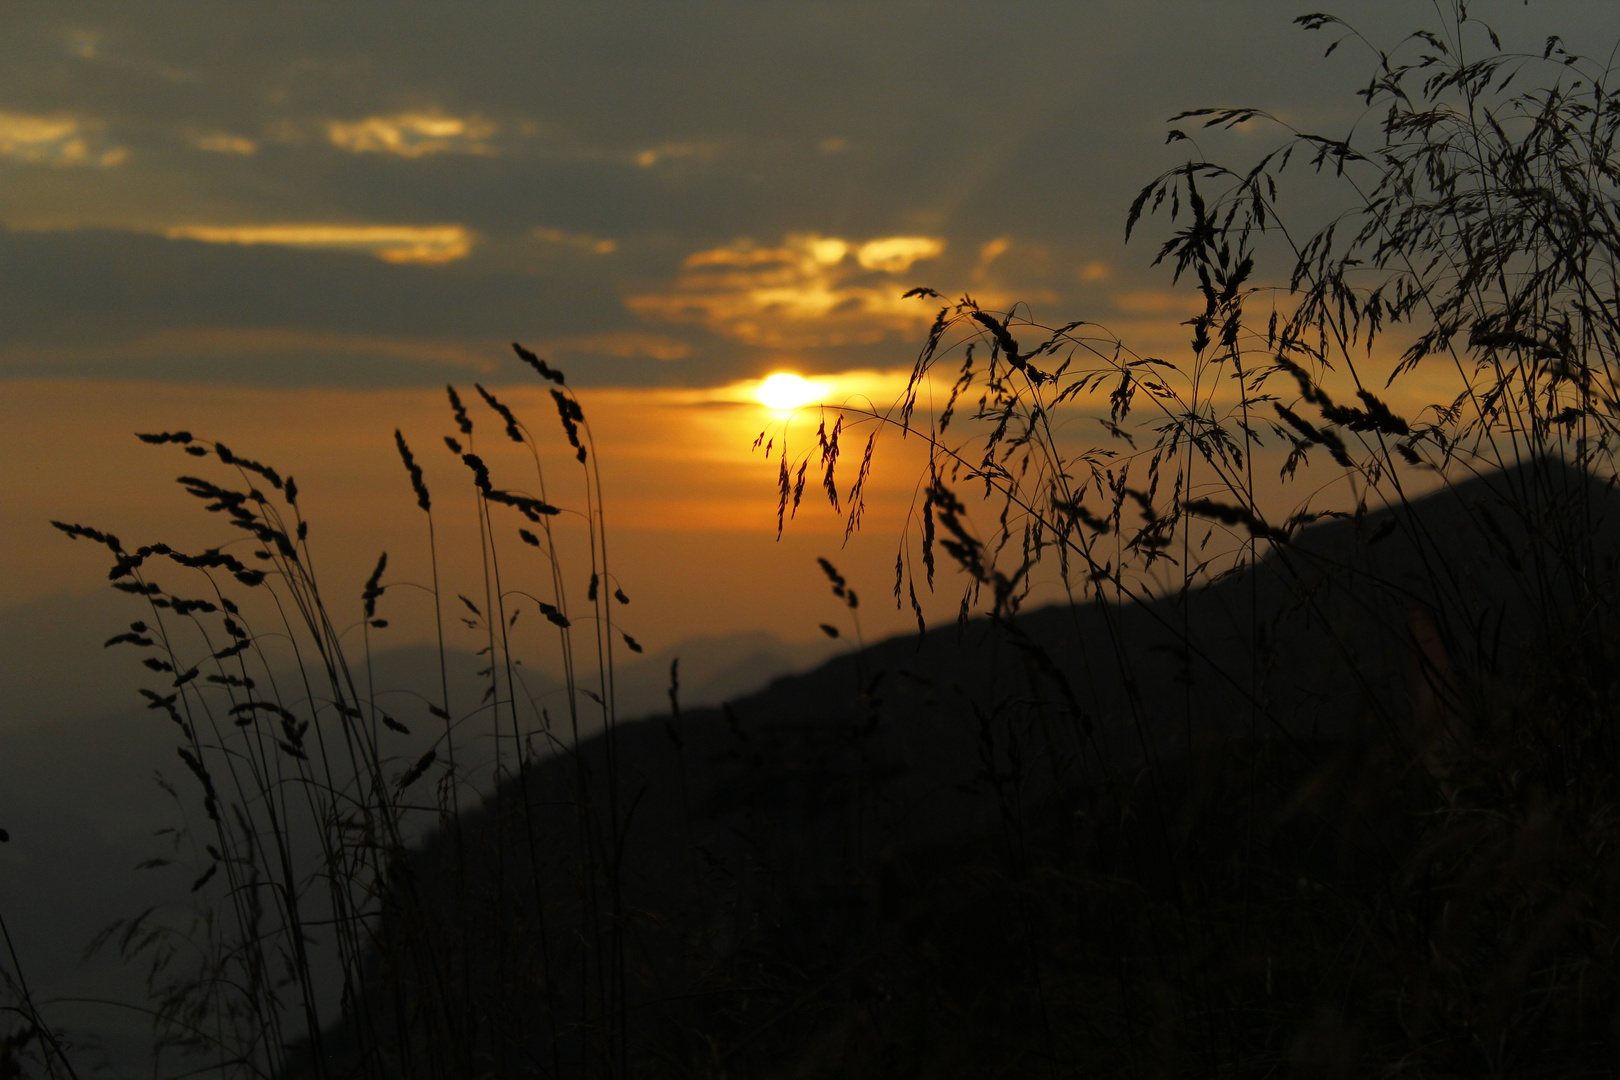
[1,355,645,1079]
[762,6,1620,1075]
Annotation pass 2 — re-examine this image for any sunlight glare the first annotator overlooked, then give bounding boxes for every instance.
[755,372,826,411]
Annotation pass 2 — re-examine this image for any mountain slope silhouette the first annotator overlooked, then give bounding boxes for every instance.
[294,458,1620,1077]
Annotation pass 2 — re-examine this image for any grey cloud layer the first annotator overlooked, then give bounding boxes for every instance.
[0,1,1610,386]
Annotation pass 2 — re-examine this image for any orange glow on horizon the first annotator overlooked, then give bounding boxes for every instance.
[1,357,1471,648]
[0,377,946,651]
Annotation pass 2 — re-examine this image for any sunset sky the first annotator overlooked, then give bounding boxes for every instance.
[4,1,1612,663]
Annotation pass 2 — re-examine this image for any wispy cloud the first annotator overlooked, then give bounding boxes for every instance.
[631,140,721,169]
[1,327,498,371]
[1110,289,1205,316]
[162,224,474,264]
[1079,260,1112,283]
[0,112,127,168]
[855,236,944,274]
[532,226,617,255]
[627,233,945,349]
[550,332,690,362]
[188,131,258,156]
[326,111,496,158]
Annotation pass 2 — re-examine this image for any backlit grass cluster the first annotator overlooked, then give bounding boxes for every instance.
[766,6,1620,1075]
[5,347,650,1078]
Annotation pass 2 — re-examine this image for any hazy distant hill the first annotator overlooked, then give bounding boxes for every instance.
[601,632,837,720]
[0,610,836,1073]
[0,589,159,732]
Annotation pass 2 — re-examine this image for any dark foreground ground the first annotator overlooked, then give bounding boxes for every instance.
[291,461,1620,1078]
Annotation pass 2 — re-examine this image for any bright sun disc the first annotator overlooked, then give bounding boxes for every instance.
[755,372,824,410]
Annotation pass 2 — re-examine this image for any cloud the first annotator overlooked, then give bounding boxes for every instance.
[162,224,474,265]
[552,332,690,362]
[1110,289,1205,316]
[4,1,1538,397]
[326,112,497,158]
[855,236,945,274]
[626,233,945,349]
[62,29,100,60]
[972,237,1010,282]
[0,224,637,387]
[1079,260,1112,283]
[532,226,617,255]
[188,131,258,156]
[0,112,127,168]
[632,141,721,169]
[3,327,498,372]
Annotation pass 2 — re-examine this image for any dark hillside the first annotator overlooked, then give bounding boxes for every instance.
[296,459,1620,1077]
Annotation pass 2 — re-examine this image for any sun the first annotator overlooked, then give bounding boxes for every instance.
[755,372,827,411]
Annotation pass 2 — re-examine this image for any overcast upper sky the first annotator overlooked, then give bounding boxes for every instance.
[8,1,1608,390]
[3,1,1616,645]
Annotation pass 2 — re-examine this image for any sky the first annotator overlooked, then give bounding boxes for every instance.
[4,0,1615,672]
